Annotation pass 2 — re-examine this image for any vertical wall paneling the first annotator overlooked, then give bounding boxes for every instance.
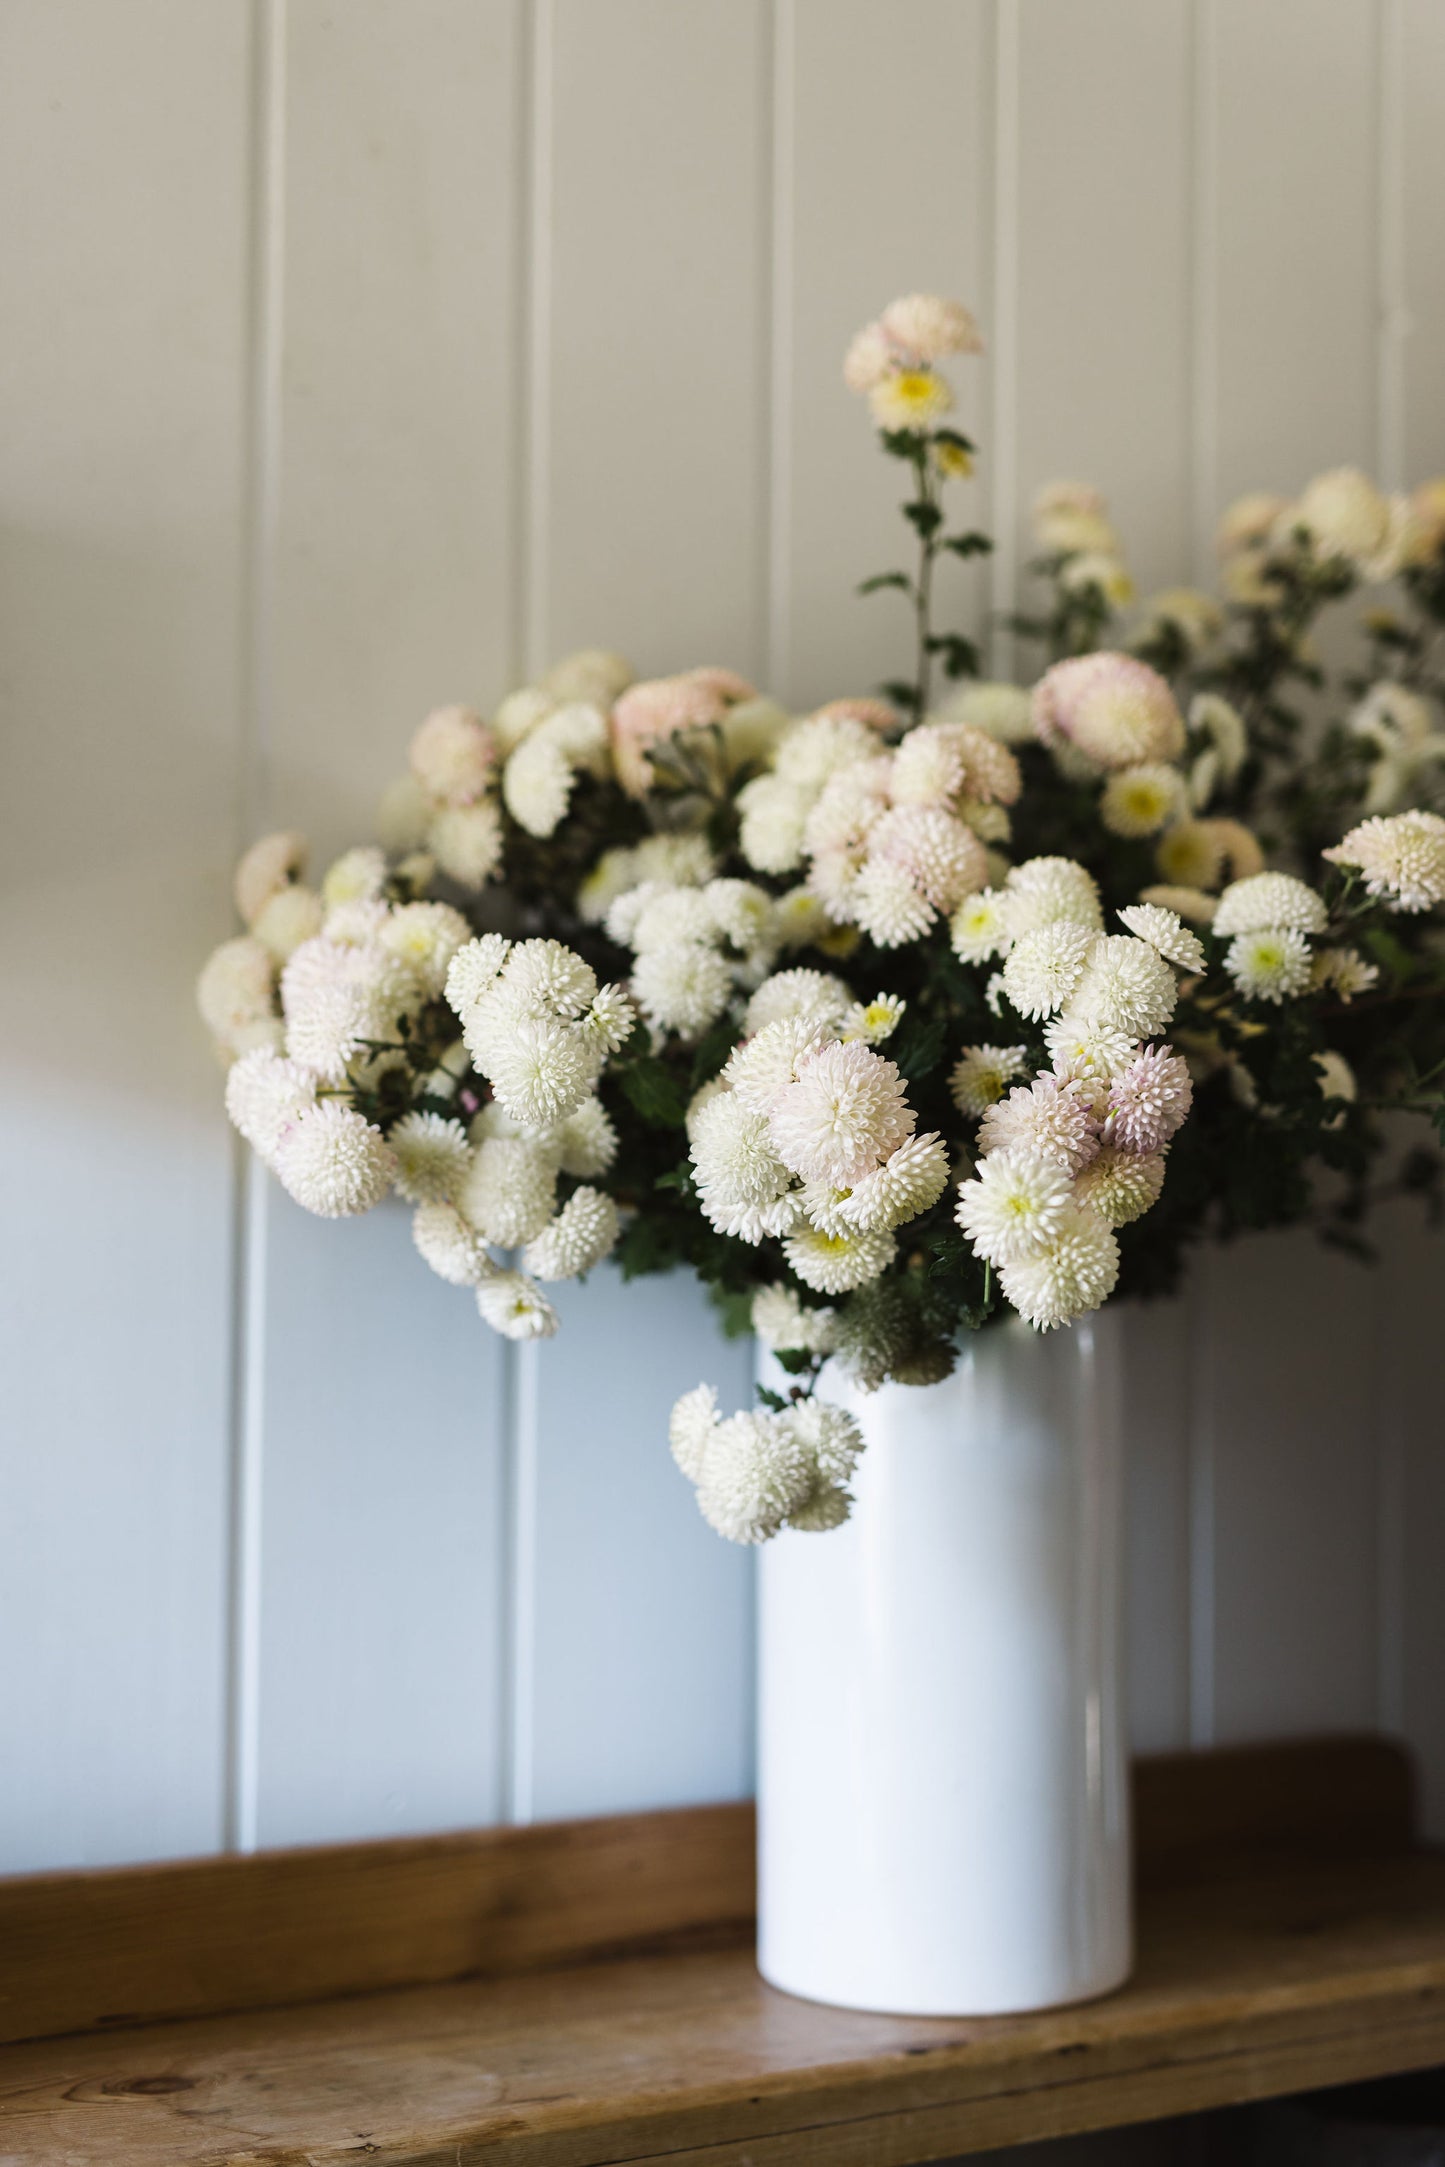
[1401,0,1445,484]
[516,0,771,1820]
[248,0,524,1847]
[0,0,251,1868]
[1013,0,1196,1752]
[1200,0,1387,1746]
[778,0,992,712]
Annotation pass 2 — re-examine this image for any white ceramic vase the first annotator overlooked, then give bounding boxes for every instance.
[756,1312,1131,2017]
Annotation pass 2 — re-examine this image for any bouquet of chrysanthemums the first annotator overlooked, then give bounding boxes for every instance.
[200,293,1445,1544]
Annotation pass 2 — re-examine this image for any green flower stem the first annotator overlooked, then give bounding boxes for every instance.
[911,443,939,723]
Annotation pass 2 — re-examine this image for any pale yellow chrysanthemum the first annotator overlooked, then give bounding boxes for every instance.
[869,367,954,433]
[389,1111,472,1206]
[1100,763,1185,839]
[1139,882,1219,925]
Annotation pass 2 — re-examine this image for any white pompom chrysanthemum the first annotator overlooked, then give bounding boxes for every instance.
[1224,926,1314,1004]
[412,1201,489,1286]
[1213,871,1329,937]
[998,1203,1120,1330]
[252,884,325,962]
[235,830,308,926]
[476,1269,558,1341]
[1116,904,1206,973]
[695,1410,814,1545]
[224,1048,316,1162]
[1072,1146,1167,1228]
[460,1135,559,1246]
[744,969,851,1037]
[738,775,811,874]
[880,292,984,362]
[197,936,276,1046]
[1002,857,1104,936]
[769,1041,914,1188]
[444,933,513,1020]
[1000,922,1095,1020]
[522,1185,620,1281]
[838,1131,950,1233]
[551,1096,618,1178]
[782,1222,896,1295]
[955,1147,1074,1266]
[840,993,906,1045]
[429,800,503,889]
[978,1075,1100,1177]
[1324,809,1445,913]
[321,845,387,910]
[690,1091,795,1240]
[950,888,1011,963]
[389,1111,472,1205]
[724,1016,829,1114]
[631,942,732,1039]
[1068,934,1179,1039]
[410,704,495,806]
[751,1284,838,1356]
[274,1101,396,1218]
[848,861,938,947]
[949,1043,1029,1116]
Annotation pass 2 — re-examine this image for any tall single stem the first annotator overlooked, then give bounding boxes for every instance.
[912,447,939,724]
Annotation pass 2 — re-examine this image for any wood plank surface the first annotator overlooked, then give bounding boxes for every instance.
[0,1738,1414,2052]
[2,1849,1445,2166]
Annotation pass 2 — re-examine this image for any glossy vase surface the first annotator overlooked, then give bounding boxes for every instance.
[756,1314,1130,2017]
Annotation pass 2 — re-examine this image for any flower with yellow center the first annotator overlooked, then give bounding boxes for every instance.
[1100,763,1185,839]
[868,368,954,433]
[934,439,974,481]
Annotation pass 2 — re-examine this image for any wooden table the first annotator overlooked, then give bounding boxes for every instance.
[1,1740,1441,2165]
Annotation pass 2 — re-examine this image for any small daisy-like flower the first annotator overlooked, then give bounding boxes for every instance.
[1072,1146,1166,1229]
[523,1185,621,1282]
[631,942,733,1039]
[999,1203,1119,1330]
[1104,1047,1193,1153]
[840,992,906,1045]
[410,704,495,806]
[839,1131,950,1233]
[235,829,308,927]
[1213,871,1329,937]
[782,1222,897,1295]
[476,1269,558,1342]
[1032,653,1185,770]
[1323,808,1445,913]
[869,367,955,432]
[1069,934,1179,1039]
[581,983,637,1054]
[1100,763,1185,839]
[460,1135,559,1246]
[752,1283,839,1356]
[956,1146,1075,1266]
[769,1040,915,1188]
[1116,903,1206,973]
[950,888,1011,963]
[978,1074,1100,1176]
[1309,945,1380,1002]
[274,1101,396,1218]
[1001,922,1096,1020]
[428,800,504,889]
[224,1047,316,1162]
[880,292,984,361]
[413,1200,489,1286]
[389,1111,472,1205]
[949,1042,1030,1116]
[1225,926,1314,1004]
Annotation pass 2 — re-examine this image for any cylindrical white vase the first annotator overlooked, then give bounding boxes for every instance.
[757,1314,1130,2017]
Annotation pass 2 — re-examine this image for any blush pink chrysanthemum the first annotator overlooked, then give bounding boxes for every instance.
[977,1074,1100,1176]
[1032,652,1185,770]
[1103,1047,1193,1154]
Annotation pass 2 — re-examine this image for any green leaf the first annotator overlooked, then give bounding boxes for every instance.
[617,1057,690,1129]
[877,678,917,709]
[941,531,994,558]
[857,571,913,596]
[774,1347,815,1376]
[902,500,944,539]
[933,427,976,455]
[755,1384,788,1414]
[879,428,928,458]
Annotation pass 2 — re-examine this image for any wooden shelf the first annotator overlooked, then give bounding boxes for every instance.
[3,1742,1444,2166]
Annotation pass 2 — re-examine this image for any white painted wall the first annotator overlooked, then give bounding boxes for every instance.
[2,0,1442,1872]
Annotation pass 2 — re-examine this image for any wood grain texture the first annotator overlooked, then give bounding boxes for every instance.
[4,1849,1445,2164]
[0,1737,1413,2051]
